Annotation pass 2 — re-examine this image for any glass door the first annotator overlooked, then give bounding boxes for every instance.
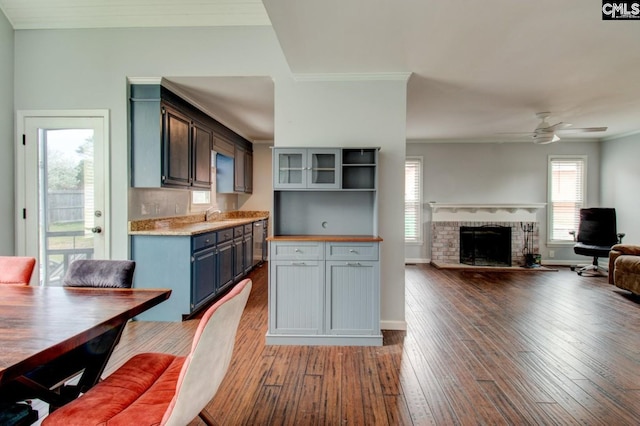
[309,149,340,189]
[274,149,306,188]
[18,113,109,286]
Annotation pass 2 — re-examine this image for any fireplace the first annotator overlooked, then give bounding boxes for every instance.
[460,226,512,267]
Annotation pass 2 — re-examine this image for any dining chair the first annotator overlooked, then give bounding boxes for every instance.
[0,256,36,285]
[24,260,137,405]
[42,278,252,426]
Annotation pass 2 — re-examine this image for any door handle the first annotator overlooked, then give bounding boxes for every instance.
[91,226,103,234]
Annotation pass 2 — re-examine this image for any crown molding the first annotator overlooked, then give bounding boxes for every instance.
[127,77,161,85]
[293,72,411,82]
[602,128,640,142]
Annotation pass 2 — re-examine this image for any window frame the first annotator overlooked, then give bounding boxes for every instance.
[547,155,587,246]
[405,156,423,245]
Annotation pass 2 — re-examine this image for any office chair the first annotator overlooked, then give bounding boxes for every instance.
[570,208,624,276]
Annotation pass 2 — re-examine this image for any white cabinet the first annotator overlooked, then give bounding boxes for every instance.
[273,148,341,190]
[326,261,379,336]
[267,240,381,346]
[269,146,381,346]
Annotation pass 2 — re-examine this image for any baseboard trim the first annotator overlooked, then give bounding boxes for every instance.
[381,320,407,331]
[405,258,430,264]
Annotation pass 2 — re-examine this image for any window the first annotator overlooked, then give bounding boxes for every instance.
[405,157,422,243]
[548,156,586,243]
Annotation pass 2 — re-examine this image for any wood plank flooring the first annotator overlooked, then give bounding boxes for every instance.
[58,263,640,424]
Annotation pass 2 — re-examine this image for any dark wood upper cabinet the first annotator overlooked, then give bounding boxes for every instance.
[130,84,251,192]
[191,121,213,189]
[234,145,246,192]
[162,104,192,187]
[245,150,253,194]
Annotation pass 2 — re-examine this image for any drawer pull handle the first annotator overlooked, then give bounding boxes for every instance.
[294,248,302,253]
[349,249,358,253]
[346,262,362,266]
[291,262,306,266]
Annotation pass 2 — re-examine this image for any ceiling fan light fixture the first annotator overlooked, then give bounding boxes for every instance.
[533,133,560,144]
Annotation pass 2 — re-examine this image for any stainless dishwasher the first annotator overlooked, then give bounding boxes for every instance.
[253,220,267,266]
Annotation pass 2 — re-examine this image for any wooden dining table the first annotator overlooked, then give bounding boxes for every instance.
[0,285,171,405]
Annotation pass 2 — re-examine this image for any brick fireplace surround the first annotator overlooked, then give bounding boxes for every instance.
[429,203,546,267]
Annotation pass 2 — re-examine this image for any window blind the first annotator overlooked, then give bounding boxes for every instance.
[549,157,585,241]
[405,158,422,243]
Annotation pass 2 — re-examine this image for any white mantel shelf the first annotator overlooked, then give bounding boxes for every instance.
[429,203,546,222]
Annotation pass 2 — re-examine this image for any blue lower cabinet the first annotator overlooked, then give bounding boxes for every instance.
[192,246,217,311]
[131,221,262,321]
[217,241,234,292]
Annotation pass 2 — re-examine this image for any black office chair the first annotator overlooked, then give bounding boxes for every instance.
[570,208,624,276]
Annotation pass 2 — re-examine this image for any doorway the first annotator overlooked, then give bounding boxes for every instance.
[16,111,110,285]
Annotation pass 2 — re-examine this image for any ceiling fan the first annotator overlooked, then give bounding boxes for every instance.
[507,112,608,144]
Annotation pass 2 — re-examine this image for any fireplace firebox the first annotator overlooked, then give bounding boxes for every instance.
[460,226,511,266]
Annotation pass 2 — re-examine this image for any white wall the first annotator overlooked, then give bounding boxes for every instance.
[12,28,407,328]
[275,77,408,330]
[601,133,640,244]
[0,10,14,255]
[406,141,602,264]
[13,26,289,260]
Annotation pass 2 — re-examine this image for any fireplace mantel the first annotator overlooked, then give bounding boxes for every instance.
[429,203,546,222]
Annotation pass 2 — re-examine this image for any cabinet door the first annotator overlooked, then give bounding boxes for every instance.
[270,261,323,334]
[191,121,213,189]
[244,150,253,193]
[243,234,253,274]
[192,247,216,311]
[217,241,234,292]
[325,261,379,335]
[162,104,191,187]
[273,149,307,189]
[234,145,246,192]
[308,148,341,189]
[233,238,244,281]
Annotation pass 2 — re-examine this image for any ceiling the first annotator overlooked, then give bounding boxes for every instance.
[2,0,640,143]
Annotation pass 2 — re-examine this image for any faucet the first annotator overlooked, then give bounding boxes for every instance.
[205,207,221,221]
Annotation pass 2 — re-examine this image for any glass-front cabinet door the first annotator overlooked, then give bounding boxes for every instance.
[273,148,341,189]
[274,149,306,189]
[309,148,341,189]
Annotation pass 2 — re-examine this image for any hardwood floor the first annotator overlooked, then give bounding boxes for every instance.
[102,263,640,425]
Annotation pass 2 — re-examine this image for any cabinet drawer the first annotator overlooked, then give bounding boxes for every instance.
[244,223,253,235]
[192,232,216,252]
[234,226,244,238]
[326,242,379,261]
[217,228,234,243]
[271,242,324,260]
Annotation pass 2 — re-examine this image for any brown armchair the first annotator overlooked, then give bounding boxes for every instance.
[609,244,640,295]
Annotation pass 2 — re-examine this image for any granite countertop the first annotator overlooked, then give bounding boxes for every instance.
[128,211,269,236]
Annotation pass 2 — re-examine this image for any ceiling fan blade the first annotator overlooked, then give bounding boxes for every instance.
[556,126,608,134]
[537,122,571,132]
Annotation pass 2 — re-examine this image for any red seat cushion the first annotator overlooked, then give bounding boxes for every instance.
[43,353,185,426]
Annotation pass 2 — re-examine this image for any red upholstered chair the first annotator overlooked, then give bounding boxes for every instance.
[0,256,36,285]
[43,278,252,426]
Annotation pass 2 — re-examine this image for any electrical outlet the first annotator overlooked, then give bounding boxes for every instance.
[549,250,555,258]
